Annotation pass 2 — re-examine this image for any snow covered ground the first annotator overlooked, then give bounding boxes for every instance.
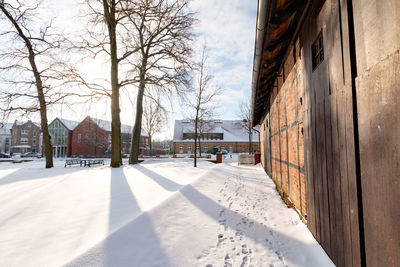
[0,159,334,267]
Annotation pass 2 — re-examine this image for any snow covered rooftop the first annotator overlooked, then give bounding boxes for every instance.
[58,118,80,131]
[89,117,148,136]
[13,120,41,128]
[173,120,259,142]
[0,122,12,135]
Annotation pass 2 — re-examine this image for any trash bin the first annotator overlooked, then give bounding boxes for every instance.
[212,147,218,155]
[216,153,222,163]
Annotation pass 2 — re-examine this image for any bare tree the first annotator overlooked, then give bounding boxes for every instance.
[196,109,215,157]
[122,0,196,164]
[238,100,253,154]
[0,1,70,168]
[187,46,220,167]
[142,94,166,156]
[72,0,149,167]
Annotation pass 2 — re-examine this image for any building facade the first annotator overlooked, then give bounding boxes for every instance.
[48,118,79,158]
[0,122,12,154]
[173,120,259,154]
[10,120,41,154]
[71,116,149,157]
[252,0,399,265]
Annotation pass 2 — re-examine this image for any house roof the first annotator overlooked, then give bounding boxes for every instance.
[58,118,80,131]
[13,120,41,128]
[173,120,259,142]
[88,116,148,136]
[0,122,12,135]
[251,0,311,125]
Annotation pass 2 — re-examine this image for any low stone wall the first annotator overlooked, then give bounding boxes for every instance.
[238,154,254,165]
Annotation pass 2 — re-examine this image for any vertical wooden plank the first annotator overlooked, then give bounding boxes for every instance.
[311,92,321,242]
[344,85,361,267]
[317,100,331,254]
[324,96,337,262]
[331,91,345,266]
[356,51,400,267]
[337,89,353,267]
[303,106,316,237]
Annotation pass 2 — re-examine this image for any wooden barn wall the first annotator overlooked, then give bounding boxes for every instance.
[352,0,400,265]
[300,0,362,265]
[260,38,306,218]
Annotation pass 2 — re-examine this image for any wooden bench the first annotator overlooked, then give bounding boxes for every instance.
[84,159,104,167]
[65,159,83,168]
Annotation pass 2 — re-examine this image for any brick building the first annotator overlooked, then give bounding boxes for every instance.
[173,120,259,154]
[48,118,80,157]
[10,120,41,154]
[252,0,399,265]
[71,116,149,157]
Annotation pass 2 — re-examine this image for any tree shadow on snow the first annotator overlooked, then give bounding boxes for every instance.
[135,164,184,192]
[66,168,172,267]
[0,166,86,186]
[133,165,327,265]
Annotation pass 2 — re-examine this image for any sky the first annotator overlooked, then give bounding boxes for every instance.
[0,0,258,140]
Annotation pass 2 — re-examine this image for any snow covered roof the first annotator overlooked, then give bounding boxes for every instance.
[0,122,12,135]
[13,120,41,129]
[89,117,148,136]
[58,118,80,131]
[173,120,259,142]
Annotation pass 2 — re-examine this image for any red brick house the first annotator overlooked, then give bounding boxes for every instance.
[10,120,41,154]
[71,116,149,157]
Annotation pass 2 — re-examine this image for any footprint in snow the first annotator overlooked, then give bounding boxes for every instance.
[240,255,249,267]
[275,251,283,261]
[219,209,225,217]
[224,253,232,267]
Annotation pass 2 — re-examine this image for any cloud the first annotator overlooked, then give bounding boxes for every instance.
[189,0,257,119]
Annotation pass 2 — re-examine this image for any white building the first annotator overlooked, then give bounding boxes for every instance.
[0,122,12,154]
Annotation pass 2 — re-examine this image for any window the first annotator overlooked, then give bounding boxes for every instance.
[187,145,191,154]
[179,146,183,153]
[204,145,208,152]
[33,130,36,137]
[32,140,36,146]
[77,133,81,143]
[14,130,18,135]
[312,31,324,70]
[108,134,112,143]
[84,134,89,143]
[21,138,28,144]
[229,146,233,153]
[21,130,29,135]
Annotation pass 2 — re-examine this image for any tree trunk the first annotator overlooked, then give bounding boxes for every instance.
[129,82,145,164]
[0,5,53,168]
[194,118,198,167]
[248,129,252,154]
[105,0,122,167]
[198,134,201,157]
[31,53,53,168]
[149,135,152,156]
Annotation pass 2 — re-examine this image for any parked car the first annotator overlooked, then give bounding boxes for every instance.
[0,152,10,158]
[21,152,41,158]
